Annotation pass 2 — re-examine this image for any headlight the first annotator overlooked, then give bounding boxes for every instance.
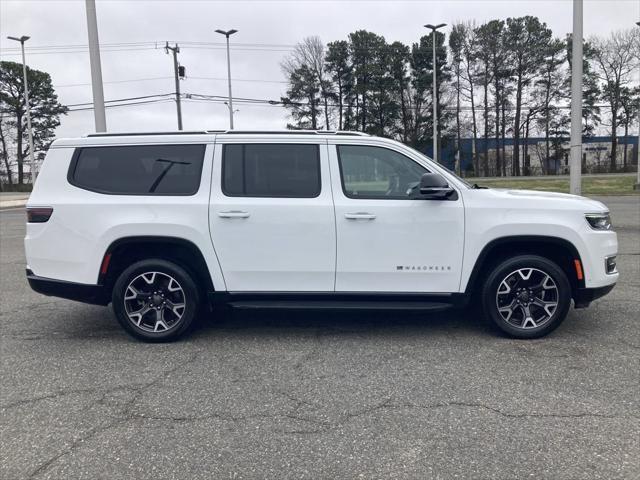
[585,213,612,230]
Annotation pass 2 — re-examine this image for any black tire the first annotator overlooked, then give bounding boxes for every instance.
[481,255,572,339]
[112,259,201,342]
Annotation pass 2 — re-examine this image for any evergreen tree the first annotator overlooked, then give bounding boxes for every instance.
[0,61,67,184]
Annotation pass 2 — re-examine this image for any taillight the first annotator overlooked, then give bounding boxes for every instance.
[26,207,53,223]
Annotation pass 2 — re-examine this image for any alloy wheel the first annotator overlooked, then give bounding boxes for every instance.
[123,271,186,333]
[495,268,559,329]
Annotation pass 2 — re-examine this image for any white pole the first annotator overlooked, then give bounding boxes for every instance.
[85,0,106,132]
[432,32,438,163]
[635,21,640,190]
[636,91,640,190]
[19,42,37,183]
[225,35,234,130]
[569,0,583,195]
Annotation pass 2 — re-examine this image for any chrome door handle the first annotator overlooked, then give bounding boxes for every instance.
[345,212,376,220]
[218,210,250,218]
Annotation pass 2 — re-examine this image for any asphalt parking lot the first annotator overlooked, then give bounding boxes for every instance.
[1,195,638,479]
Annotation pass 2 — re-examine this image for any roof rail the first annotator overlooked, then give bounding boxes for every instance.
[220,129,370,136]
[84,129,370,137]
[334,131,370,136]
[85,131,211,137]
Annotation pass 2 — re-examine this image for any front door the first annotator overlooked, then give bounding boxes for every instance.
[329,143,464,293]
[209,141,336,292]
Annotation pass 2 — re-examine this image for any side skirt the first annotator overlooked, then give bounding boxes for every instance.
[208,292,470,311]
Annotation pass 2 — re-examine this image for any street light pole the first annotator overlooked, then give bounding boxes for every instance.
[85,0,107,132]
[424,23,446,163]
[569,0,583,195]
[165,42,183,130]
[215,29,238,130]
[7,35,36,183]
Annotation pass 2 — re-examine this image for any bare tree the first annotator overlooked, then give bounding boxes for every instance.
[282,36,333,129]
[591,29,640,171]
[0,114,12,187]
[449,23,466,175]
[460,22,479,175]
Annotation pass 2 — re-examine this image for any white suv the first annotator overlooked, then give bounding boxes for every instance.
[25,131,618,341]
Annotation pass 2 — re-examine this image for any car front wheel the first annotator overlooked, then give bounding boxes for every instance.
[112,259,201,342]
[482,255,572,338]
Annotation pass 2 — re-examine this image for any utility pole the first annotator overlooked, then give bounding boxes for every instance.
[7,35,36,183]
[85,0,106,132]
[165,42,183,130]
[569,0,583,195]
[215,29,238,129]
[425,23,446,163]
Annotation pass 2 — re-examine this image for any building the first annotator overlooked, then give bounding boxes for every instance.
[426,136,639,176]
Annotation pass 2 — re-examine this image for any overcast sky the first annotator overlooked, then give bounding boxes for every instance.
[1,0,638,138]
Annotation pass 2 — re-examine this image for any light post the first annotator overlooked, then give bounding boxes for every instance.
[215,29,238,129]
[424,23,446,163]
[7,35,37,183]
[569,0,583,195]
[84,0,107,132]
[634,21,640,190]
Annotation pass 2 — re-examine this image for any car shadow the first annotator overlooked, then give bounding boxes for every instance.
[191,306,495,340]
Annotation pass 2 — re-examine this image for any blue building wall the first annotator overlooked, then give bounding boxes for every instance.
[423,136,639,174]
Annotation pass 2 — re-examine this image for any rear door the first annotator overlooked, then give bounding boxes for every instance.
[209,139,336,292]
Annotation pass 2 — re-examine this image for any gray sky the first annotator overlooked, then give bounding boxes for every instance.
[1,0,638,138]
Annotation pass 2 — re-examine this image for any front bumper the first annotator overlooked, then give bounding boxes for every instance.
[574,284,616,309]
[26,269,109,305]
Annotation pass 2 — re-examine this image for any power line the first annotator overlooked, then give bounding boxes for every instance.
[53,75,287,88]
[54,76,173,88]
[0,39,447,57]
[66,93,175,108]
[63,90,616,114]
[67,98,175,112]
[0,40,297,52]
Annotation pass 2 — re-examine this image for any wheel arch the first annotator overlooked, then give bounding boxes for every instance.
[464,235,585,298]
[98,236,215,297]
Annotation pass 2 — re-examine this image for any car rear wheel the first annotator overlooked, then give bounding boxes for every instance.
[112,259,200,342]
[482,255,572,338]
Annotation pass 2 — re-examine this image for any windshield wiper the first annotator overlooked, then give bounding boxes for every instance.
[472,183,489,189]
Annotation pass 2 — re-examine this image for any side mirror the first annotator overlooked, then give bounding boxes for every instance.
[419,173,454,199]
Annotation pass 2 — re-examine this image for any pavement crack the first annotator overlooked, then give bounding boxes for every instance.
[27,420,121,479]
[26,352,201,479]
[1,385,130,411]
[381,401,638,420]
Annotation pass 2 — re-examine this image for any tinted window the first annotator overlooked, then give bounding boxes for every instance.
[69,144,206,195]
[337,145,428,199]
[222,144,320,198]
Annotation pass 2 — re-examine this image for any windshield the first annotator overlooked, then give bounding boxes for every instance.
[408,145,473,189]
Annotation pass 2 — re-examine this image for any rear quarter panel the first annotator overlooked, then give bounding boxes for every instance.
[25,144,226,289]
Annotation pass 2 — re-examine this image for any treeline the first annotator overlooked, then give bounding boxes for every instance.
[280,17,640,176]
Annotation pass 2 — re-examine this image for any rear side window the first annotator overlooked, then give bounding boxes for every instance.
[68,144,206,195]
[222,144,320,198]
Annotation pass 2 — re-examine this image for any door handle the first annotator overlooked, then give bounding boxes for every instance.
[218,210,250,219]
[345,212,376,220]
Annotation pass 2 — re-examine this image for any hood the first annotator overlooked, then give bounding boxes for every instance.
[485,188,609,212]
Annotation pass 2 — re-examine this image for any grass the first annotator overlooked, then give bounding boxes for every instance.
[476,175,639,196]
[347,176,639,196]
